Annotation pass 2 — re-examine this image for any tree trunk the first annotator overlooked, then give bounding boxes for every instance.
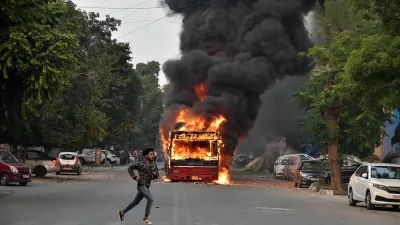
[324,107,342,193]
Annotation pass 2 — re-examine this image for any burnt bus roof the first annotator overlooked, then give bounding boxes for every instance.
[170,130,221,141]
[170,130,220,135]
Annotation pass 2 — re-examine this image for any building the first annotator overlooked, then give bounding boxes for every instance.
[375,110,400,159]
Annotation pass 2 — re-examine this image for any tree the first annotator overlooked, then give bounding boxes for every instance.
[0,0,78,145]
[26,2,143,150]
[131,61,163,149]
[294,0,393,192]
[99,42,143,148]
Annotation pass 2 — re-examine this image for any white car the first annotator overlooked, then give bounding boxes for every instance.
[348,163,400,210]
[273,154,314,179]
[56,152,82,175]
[78,149,118,165]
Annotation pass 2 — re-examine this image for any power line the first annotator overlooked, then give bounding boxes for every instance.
[107,0,156,15]
[80,6,161,10]
[78,0,221,10]
[121,1,157,20]
[121,19,160,24]
[116,13,173,39]
[113,0,222,38]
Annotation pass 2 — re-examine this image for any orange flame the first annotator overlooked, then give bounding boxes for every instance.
[175,109,226,132]
[160,82,231,184]
[216,167,230,185]
[194,83,207,101]
[160,176,171,182]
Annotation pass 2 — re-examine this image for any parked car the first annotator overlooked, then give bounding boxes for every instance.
[0,151,32,186]
[319,154,362,184]
[273,154,314,179]
[117,150,131,165]
[293,160,329,188]
[12,150,59,177]
[233,153,249,168]
[283,154,315,181]
[348,163,400,210]
[56,152,82,175]
[108,150,122,165]
[273,157,289,179]
[78,149,118,165]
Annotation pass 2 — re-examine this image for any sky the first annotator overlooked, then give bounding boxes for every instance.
[73,0,182,86]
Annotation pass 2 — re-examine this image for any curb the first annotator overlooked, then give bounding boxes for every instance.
[319,189,334,195]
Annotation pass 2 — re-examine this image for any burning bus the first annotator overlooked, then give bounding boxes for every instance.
[161,110,230,184]
[165,128,221,182]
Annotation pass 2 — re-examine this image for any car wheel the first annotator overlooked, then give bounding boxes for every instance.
[77,170,82,175]
[0,174,10,186]
[19,182,28,186]
[366,191,375,210]
[56,172,60,175]
[392,205,399,210]
[33,166,47,178]
[107,159,112,164]
[79,158,86,165]
[348,188,357,206]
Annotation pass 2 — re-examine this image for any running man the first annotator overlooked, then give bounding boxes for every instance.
[118,148,159,224]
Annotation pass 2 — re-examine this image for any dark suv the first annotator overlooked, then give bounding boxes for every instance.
[0,151,32,186]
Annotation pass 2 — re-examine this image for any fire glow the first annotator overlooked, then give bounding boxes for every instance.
[160,82,231,184]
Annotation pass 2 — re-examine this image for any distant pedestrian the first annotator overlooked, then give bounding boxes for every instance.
[118,148,159,224]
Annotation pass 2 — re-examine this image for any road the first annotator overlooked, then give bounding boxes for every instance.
[0,168,399,225]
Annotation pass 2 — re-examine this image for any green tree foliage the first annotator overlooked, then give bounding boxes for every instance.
[131,61,163,149]
[295,0,396,191]
[0,0,78,145]
[0,0,163,151]
[35,2,143,150]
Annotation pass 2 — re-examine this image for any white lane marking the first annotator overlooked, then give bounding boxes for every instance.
[173,188,179,225]
[258,207,294,211]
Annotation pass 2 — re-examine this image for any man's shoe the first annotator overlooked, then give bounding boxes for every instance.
[143,218,152,224]
[118,211,124,224]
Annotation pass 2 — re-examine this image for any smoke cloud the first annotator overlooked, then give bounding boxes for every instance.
[237,76,307,156]
[160,0,319,168]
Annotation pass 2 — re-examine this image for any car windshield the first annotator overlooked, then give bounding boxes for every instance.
[60,154,76,160]
[0,151,19,163]
[302,162,324,171]
[370,166,400,179]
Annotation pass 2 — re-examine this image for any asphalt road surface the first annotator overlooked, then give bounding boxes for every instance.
[1,169,399,225]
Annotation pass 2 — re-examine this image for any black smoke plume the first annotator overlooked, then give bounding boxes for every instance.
[237,76,307,156]
[160,0,319,168]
